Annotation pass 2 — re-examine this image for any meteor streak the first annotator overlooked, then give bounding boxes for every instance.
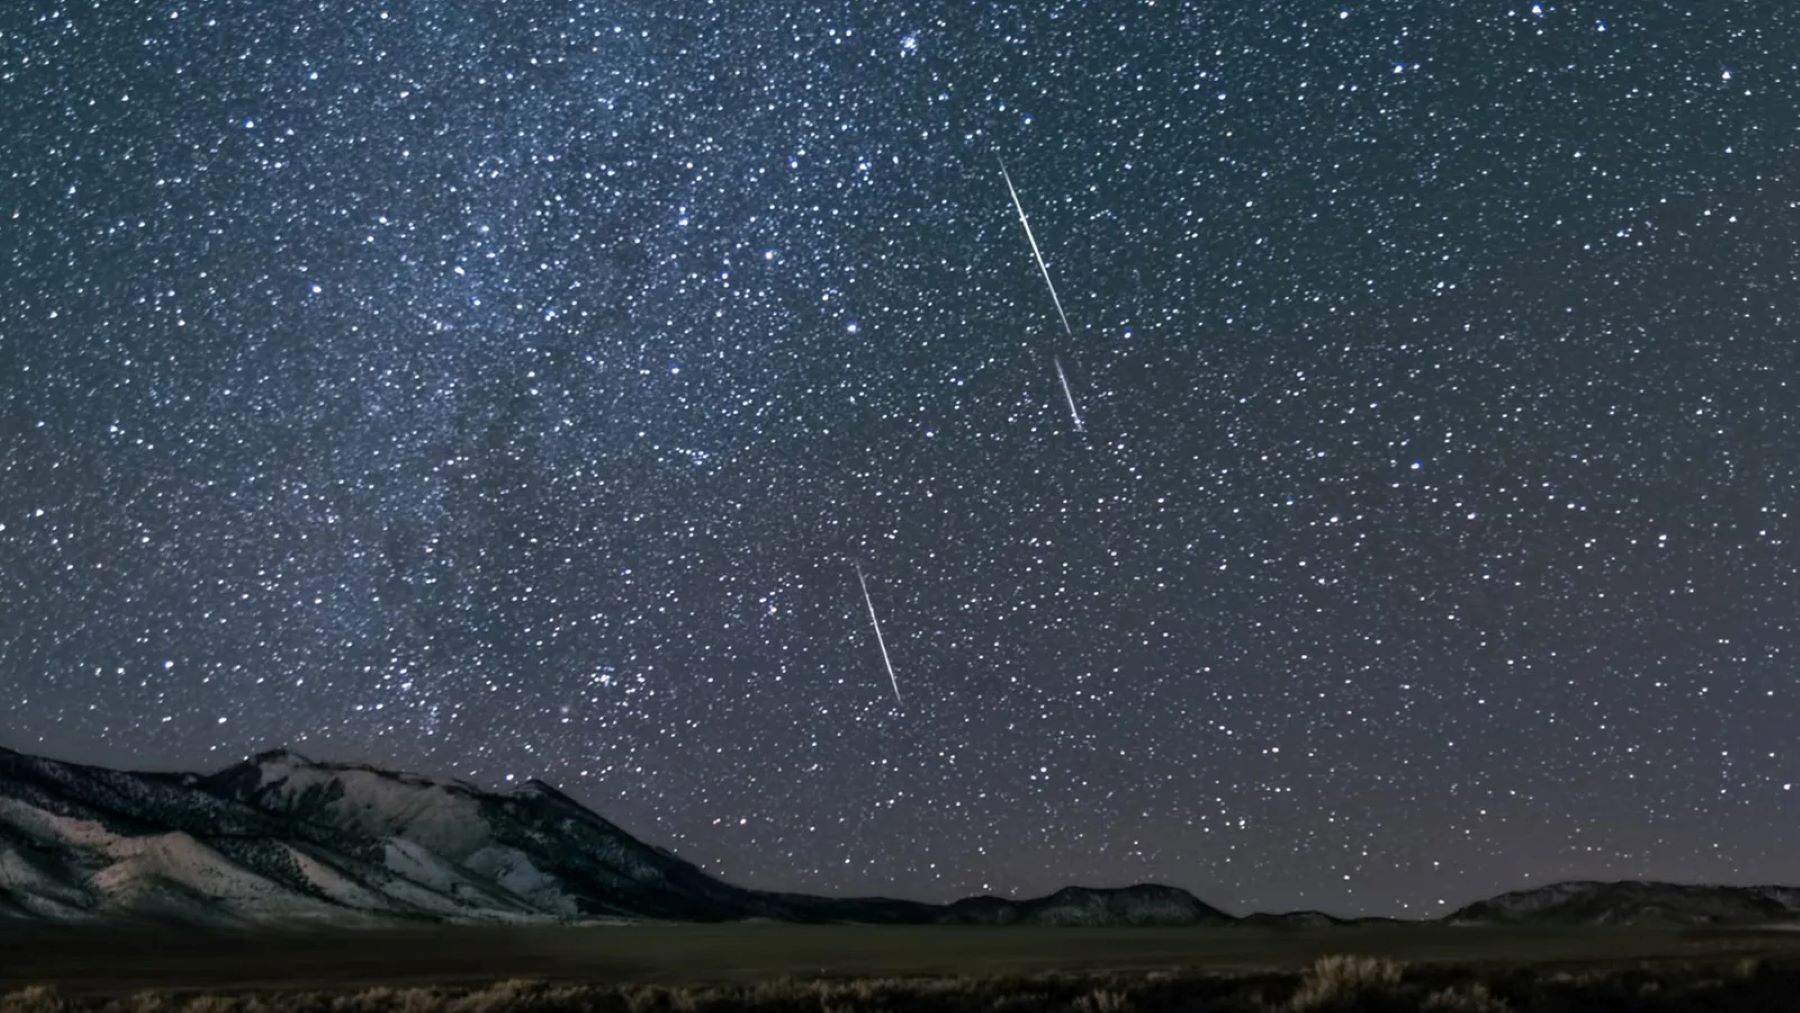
[1000,159,1089,432]
[998,158,1072,336]
[854,561,903,706]
[1054,355,1086,433]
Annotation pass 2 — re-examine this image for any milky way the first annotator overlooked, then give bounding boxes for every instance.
[2,2,1798,916]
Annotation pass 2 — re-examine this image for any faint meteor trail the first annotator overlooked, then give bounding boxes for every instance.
[854,562,903,706]
[1054,355,1086,433]
[998,158,1072,336]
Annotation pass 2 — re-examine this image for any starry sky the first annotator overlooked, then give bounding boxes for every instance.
[3,1,1798,918]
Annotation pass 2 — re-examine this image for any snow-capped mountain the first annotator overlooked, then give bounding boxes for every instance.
[0,746,1213,927]
[194,750,766,922]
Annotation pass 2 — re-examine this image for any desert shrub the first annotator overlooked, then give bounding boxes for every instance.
[343,987,444,1013]
[984,991,1056,1013]
[1,987,67,1013]
[101,991,175,1013]
[623,985,693,1013]
[1070,988,1128,1013]
[1419,984,1506,1013]
[1288,955,1405,1011]
[449,981,557,1013]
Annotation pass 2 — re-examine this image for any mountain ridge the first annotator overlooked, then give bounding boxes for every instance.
[0,746,1211,927]
[1445,878,1800,927]
[3,746,1797,930]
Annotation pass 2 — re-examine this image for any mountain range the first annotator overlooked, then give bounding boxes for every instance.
[2,745,1795,930]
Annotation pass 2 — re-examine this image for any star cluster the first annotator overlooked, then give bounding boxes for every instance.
[2,1,1797,915]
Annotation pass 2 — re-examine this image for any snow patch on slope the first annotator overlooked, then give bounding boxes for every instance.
[256,763,490,860]
[0,797,115,850]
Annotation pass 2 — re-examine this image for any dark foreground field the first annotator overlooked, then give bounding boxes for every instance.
[6,923,1800,1011]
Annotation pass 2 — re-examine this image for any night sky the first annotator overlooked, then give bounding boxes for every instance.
[3,1,1798,917]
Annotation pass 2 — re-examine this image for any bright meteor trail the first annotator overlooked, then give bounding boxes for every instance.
[1000,158,1087,431]
[998,158,1072,336]
[854,562,903,706]
[1054,355,1086,433]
